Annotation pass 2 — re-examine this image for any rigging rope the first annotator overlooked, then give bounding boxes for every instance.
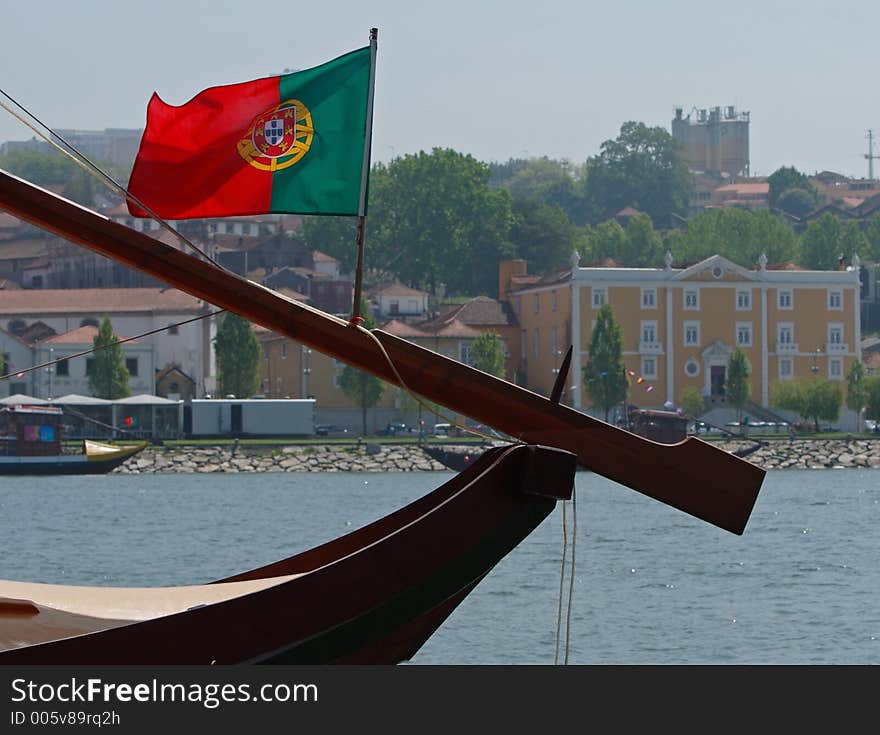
[0,89,221,267]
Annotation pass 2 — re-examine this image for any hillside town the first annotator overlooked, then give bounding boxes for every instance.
[2,108,880,437]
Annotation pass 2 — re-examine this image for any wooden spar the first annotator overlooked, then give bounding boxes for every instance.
[0,169,765,534]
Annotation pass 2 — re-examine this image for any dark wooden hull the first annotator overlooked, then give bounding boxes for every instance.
[422,445,482,472]
[0,443,576,664]
[0,453,137,475]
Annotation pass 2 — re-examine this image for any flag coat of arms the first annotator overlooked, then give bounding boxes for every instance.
[127,46,371,219]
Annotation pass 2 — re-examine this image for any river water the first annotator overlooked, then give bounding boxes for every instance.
[0,468,877,664]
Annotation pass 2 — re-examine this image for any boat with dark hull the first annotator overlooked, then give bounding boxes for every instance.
[0,403,146,475]
[0,137,765,663]
[0,443,575,664]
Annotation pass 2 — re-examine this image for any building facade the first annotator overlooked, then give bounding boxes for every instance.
[507,254,862,425]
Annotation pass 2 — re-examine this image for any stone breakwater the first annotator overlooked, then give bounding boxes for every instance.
[113,438,880,474]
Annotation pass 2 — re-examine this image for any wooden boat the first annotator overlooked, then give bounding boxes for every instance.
[0,165,767,664]
[0,443,576,663]
[0,403,146,475]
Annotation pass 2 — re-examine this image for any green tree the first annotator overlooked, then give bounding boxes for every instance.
[366,149,515,296]
[620,213,664,267]
[664,209,799,267]
[213,313,260,398]
[509,196,578,273]
[770,378,842,432]
[588,219,628,263]
[582,304,627,422]
[338,301,386,435]
[470,331,506,378]
[490,156,589,225]
[88,316,130,399]
[583,121,691,226]
[863,213,880,262]
[768,166,817,208]
[846,360,868,428]
[725,348,752,425]
[800,214,868,270]
[865,376,880,422]
[678,385,705,420]
[776,188,817,218]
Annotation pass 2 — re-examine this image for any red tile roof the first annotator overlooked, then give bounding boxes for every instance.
[0,288,207,314]
[43,325,137,344]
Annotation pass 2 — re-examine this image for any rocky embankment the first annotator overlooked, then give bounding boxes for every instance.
[114,438,880,474]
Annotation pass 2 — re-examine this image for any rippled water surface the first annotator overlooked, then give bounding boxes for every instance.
[1,468,877,664]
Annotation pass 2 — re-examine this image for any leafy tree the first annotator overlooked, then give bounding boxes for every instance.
[776,188,817,218]
[582,304,627,422]
[725,348,752,424]
[845,360,868,427]
[799,214,868,270]
[509,197,577,273]
[213,313,260,398]
[865,376,880,422]
[338,301,386,435]
[583,121,691,226]
[770,378,842,432]
[490,156,589,224]
[678,385,705,420]
[88,316,130,399]
[470,331,506,378]
[664,209,799,267]
[364,149,515,296]
[587,219,628,263]
[863,213,880,262]
[298,216,359,273]
[768,166,817,208]
[621,213,664,267]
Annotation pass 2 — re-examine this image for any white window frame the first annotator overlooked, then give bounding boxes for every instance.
[641,356,658,380]
[683,320,700,347]
[736,289,752,311]
[778,357,793,380]
[640,320,658,344]
[778,289,793,310]
[828,289,843,311]
[829,357,843,380]
[592,287,607,309]
[460,342,473,365]
[641,287,657,310]
[736,322,753,347]
[551,326,558,357]
[777,323,794,344]
[828,323,844,345]
[683,288,699,310]
[551,290,558,312]
[533,328,540,359]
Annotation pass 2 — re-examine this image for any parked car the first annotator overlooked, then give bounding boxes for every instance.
[315,424,349,437]
[376,422,409,436]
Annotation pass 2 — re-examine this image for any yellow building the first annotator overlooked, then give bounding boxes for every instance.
[507,253,862,421]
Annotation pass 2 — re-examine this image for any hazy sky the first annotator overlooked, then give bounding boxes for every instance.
[2,0,879,178]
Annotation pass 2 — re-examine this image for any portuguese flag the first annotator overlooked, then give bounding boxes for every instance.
[127,46,372,219]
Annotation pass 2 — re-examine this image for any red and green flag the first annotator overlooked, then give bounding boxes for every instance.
[127,46,371,219]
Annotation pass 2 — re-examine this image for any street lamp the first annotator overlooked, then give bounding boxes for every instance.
[810,348,821,376]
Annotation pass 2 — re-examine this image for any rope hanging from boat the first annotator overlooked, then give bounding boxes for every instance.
[0,89,221,267]
[553,489,577,665]
[0,309,224,384]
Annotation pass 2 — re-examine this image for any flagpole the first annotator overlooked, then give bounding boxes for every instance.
[350,27,378,326]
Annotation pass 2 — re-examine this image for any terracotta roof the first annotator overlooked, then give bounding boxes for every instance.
[371,282,428,298]
[0,288,207,314]
[272,286,309,302]
[447,296,512,326]
[312,250,338,263]
[584,257,622,267]
[43,325,136,345]
[379,319,431,338]
[615,206,643,217]
[715,182,769,194]
[156,363,194,383]
[430,318,482,339]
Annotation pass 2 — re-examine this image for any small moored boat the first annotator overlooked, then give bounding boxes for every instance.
[0,403,146,475]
